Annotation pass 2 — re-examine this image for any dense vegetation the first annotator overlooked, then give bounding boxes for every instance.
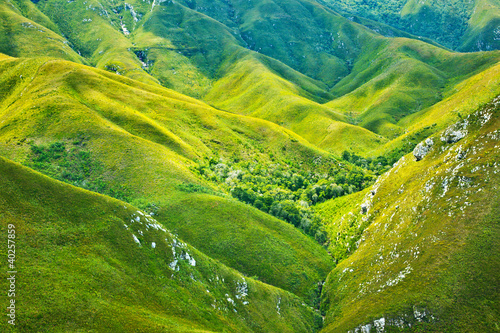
[26,140,131,202]
[23,139,377,247]
[192,155,374,243]
[321,0,500,52]
[0,0,500,331]
[0,157,323,333]
[341,138,418,173]
[319,94,500,332]
[0,55,334,307]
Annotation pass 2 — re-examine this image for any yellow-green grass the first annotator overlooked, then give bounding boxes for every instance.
[129,2,229,95]
[34,0,160,86]
[326,36,500,140]
[320,95,500,332]
[16,0,500,160]
[315,189,369,261]
[292,114,387,156]
[372,57,500,157]
[162,192,334,301]
[24,0,384,154]
[204,52,385,154]
[0,156,322,332]
[0,0,82,62]
[0,56,334,300]
[9,0,61,33]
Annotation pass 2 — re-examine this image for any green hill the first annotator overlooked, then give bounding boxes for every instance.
[0,156,323,332]
[1,0,500,331]
[321,0,500,52]
[319,94,500,332]
[0,0,83,62]
[327,37,500,139]
[0,55,336,302]
[4,0,500,158]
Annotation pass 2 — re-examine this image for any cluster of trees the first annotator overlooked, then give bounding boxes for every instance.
[193,156,374,244]
[341,151,393,174]
[341,139,417,174]
[27,141,131,202]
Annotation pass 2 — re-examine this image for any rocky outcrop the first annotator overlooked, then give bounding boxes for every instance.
[441,119,469,144]
[413,138,434,161]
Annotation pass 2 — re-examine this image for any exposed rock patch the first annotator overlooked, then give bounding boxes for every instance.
[413,138,434,161]
[441,120,468,144]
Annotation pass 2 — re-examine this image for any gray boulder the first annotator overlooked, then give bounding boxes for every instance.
[441,119,469,144]
[413,138,434,161]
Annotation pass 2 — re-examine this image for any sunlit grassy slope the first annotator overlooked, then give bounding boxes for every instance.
[0,156,323,332]
[319,94,500,332]
[1,0,500,331]
[157,0,500,153]
[0,0,82,62]
[0,56,334,301]
[204,50,388,155]
[326,37,500,139]
[6,0,500,157]
[371,57,500,157]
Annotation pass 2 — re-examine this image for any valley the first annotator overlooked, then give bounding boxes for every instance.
[0,0,499,332]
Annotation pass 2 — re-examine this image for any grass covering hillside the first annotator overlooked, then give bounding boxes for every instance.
[460,0,500,51]
[0,0,82,62]
[8,0,371,152]
[4,0,500,159]
[319,94,500,332]
[1,0,500,330]
[321,0,500,52]
[327,37,500,139]
[0,156,323,332]
[372,56,500,157]
[0,55,336,302]
[33,0,160,85]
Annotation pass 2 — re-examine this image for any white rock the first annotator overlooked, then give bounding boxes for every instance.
[132,234,140,245]
[374,317,385,333]
[413,138,434,161]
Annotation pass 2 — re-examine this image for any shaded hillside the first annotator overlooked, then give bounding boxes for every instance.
[321,0,500,52]
[4,0,500,156]
[0,1,499,331]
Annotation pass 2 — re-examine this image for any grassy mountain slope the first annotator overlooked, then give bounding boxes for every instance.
[0,55,334,300]
[129,0,390,154]
[171,0,353,86]
[0,0,82,62]
[0,0,499,331]
[319,94,500,332]
[372,56,500,157]
[0,156,323,332]
[14,0,385,154]
[327,37,500,139]
[8,0,500,158]
[460,0,500,51]
[165,0,500,154]
[321,0,500,52]
[33,0,160,85]
[204,50,388,155]
[11,0,358,153]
